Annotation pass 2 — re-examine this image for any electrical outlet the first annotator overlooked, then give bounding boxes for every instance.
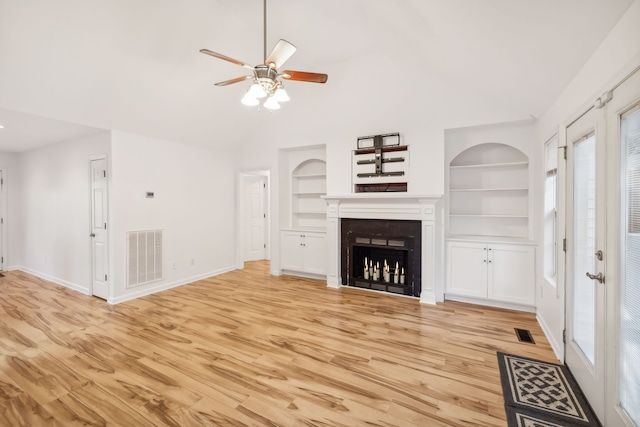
[191,258,195,266]
[171,262,177,270]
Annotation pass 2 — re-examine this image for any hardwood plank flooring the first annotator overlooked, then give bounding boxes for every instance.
[0,261,557,426]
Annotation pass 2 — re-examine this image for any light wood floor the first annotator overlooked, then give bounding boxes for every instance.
[0,262,557,426]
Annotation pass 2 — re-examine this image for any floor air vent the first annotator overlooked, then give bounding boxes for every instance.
[127,230,163,288]
[514,328,535,344]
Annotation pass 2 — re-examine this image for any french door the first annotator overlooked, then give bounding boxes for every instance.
[565,105,606,420]
[565,67,640,426]
[604,68,640,427]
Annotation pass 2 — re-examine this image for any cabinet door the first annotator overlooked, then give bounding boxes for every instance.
[446,241,487,298]
[302,232,327,275]
[280,232,305,271]
[487,244,535,305]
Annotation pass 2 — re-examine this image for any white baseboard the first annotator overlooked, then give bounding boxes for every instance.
[280,270,326,280]
[13,266,91,295]
[109,266,237,304]
[326,276,340,288]
[537,312,564,363]
[420,289,437,305]
[445,294,536,313]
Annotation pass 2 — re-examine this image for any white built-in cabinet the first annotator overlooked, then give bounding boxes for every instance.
[446,240,535,306]
[445,127,536,310]
[279,145,327,277]
[280,231,327,276]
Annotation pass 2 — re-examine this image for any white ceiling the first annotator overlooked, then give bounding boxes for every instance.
[0,0,634,152]
[0,107,105,152]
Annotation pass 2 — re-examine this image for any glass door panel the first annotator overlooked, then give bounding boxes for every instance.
[619,104,640,425]
[573,133,597,365]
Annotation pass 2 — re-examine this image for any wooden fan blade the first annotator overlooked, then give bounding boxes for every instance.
[265,39,297,69]
[214,75,253,87]
[281,70,328,84]
[200,49,254,70]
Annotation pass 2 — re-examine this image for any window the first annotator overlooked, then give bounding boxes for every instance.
[543,135,558,285]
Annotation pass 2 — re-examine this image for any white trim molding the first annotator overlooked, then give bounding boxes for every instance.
[323,194,443,304]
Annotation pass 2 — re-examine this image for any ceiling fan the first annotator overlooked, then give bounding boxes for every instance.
[200,0,328,110]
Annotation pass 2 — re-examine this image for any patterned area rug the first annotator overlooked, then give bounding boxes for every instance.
[497,352,601,427]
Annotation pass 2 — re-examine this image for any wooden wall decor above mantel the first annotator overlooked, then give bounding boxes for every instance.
[352,132,409,193]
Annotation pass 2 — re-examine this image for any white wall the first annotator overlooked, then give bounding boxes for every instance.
[234,48,541,275]
[235,39,547,199]
[535,0,640,360]
[17,132,110,293]
[109,131,237,303]
[0,151,21,270]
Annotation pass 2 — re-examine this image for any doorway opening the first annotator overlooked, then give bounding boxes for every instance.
[237,170,271,269]
[89,156,109,300]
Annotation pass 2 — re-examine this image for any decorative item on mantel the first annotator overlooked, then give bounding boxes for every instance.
[352,132,409,193]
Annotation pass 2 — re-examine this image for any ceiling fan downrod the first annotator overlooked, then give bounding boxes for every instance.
[263,0,267,62]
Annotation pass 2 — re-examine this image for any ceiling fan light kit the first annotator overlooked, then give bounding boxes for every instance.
[241,92,260,107]
[200,0,327,111]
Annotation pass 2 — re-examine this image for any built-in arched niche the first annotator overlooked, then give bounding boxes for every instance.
[448,143,529,239]
[291,158,327,230]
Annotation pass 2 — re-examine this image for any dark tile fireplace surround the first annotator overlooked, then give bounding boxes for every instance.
[341,218,421,297]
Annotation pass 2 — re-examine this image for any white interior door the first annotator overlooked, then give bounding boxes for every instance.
[90,158,109,300]
[565,106,606,421]
[604,68,640,427]
[244,175,266,262]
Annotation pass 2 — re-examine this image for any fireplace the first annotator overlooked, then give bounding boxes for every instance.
[341,219,421,296]
[324,194,443,304]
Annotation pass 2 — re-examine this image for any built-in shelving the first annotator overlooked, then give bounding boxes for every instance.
[449,188,528,192]
[291,159,327,230]
[292,173,327,179]
[449,161,528,169]
[450,214,529,218]
[448,143,529,239]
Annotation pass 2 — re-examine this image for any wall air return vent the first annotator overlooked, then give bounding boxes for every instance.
[127,230,163,288]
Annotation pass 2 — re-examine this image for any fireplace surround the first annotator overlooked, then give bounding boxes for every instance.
[341,218,421,296]
[323,194,442,304]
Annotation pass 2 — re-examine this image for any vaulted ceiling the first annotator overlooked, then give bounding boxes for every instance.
[0,0,634,152]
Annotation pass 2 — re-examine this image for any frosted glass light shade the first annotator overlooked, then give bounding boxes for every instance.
[274,87,290,102]
[263,96,280,110]
[248,83,267,99]
[241,93,259,106]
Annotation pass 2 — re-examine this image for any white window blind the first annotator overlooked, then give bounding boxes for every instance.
[619,104,640,424]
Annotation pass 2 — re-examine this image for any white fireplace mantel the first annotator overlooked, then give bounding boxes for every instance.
[323,194,443,304]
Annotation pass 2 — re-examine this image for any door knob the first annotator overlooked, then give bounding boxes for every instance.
[90,233,96,238]
[586,272,605,284]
